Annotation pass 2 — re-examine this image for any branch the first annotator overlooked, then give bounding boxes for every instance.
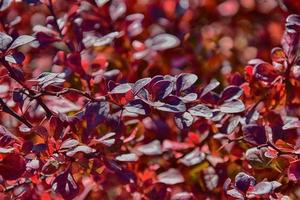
[0,98,33,128]
[46,0,73,51]
[0,59,53,118]
[266,141,300,156]
[19,87,105,102]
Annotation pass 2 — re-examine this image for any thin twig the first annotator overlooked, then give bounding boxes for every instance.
[0,98,33,128]
[0,58,53,118]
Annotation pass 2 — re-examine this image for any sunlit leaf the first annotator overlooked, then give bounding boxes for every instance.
[176,73,198,92]
[137,140,162,155]
[124,99,150,115]
[146,33,180,51]
[66,145,96,157]
[174,112,193,130]
[200,79,220,97]
[95,0,109,7]
[179,148,205,166]
[8,35,36,50]
[109,0,126,21]
[219,99,245,113]
[188,104,213,118]
[115,153,138,162]
[157,168,184,185]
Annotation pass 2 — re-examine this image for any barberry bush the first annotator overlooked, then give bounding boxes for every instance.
[0,0,300,199]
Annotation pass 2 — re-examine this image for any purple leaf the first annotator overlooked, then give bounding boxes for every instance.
[66,145,96,157]
[235,172,256,192]
[219,99,245,113]
[133,77,151,94]
[0,0,13,12]
[115,153,138,162]
[0,32,13,50]
[174,112,193,130]
[200,79,220,97]
[286,14,300,26]
[179,148,205,166]
[223,178,231,191]
[242,124,267,145]
[84,101,109,131]
[59,139,79,151]
[124,99,150,115]
[137,140,162,155]
[147,33,180,51]
[26,159,40,170]
[188,104,213,118]
[176,73,198,92]
[103,69,120,79]
[95,0,109,7]
[93,32,120,46]
[151,80,173,100]
[156,96,186,113]
[52,170,79,199]
[245,147,270,166]
[148,75,164,88]
[95,132,116,147]
[31,72,65,88]
[227,189,244,199]
[270,181,282,190]
[109,0,126,21]
[247,182,273,196]
[0,125,19,141]
[226,116,240,134]
[219,86,243,103]
[104,159,136,183]
[179,93,198,103]
[282,120,300,130]
[0,147,14,153]
[171,192,194,200]
[157,168,184,185]
[110,83,132,94]
[5,52,25,64]
[8,35,36,50]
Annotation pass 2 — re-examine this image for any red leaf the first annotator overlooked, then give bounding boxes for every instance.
[0,154,26,180]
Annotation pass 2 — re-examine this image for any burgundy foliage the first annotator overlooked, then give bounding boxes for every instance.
[0,0,300,199]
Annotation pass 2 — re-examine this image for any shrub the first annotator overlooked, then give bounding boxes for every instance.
[0,0,300,199]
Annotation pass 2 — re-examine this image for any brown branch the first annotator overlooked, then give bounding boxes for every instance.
[0,59,53,118]
[19,87,104,102]
[2,179,32,193]
[266,141,300,156]
[0,98,33,128]
[46,0,73,51]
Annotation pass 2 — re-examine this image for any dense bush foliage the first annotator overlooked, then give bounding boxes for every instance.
[1,0,300,199]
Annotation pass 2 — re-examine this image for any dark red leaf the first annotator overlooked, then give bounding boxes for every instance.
[234,172,256,192]
[52,170,79,199]
[0,154,26,180]
[242,124,267,145]
[219,86,243,103]
[288,160,300,181]
[151,80,173,100]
